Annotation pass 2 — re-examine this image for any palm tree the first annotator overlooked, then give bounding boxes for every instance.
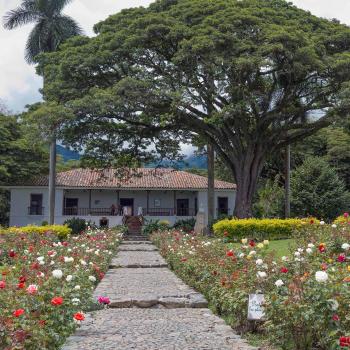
[3,0,82,224]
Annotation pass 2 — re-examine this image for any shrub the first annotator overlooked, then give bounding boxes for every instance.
[173,218,196,232]
[64,217,87,235]
[213,218,305,241]
[334,213,350,225]
[0,225,72,239]
[142,219,170,236]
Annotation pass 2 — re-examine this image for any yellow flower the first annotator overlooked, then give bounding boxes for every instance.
[263,240,269,245]
[246,255,252,260]
[347,266,350,272]
[257,243,264,249]
[328,259,333,264]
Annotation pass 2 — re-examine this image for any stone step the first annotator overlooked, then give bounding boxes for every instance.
[93,268,208,309]
[110,251,167,268]
[121,240,153,245]
[119,244,158,252]
[62,309,257,350]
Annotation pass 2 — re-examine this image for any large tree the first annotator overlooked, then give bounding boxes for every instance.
[3,0,83,224]
[36,0,350,217]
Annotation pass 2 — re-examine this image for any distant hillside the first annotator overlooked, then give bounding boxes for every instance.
[147,154,207,169]
[56,145,80,162]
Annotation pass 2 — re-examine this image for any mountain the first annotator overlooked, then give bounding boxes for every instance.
[147,154,207,169]
[56,145,80,162]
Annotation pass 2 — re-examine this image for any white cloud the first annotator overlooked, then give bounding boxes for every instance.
[0,0,349,112]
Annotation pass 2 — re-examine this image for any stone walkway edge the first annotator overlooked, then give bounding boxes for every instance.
[62,238,257,350]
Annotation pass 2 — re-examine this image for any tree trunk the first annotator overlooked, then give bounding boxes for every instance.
[207,143,215,231]
[284,145,291,218]
[233,146,265,219]
[48,136,56,224]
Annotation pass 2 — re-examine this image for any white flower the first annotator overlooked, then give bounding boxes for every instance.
[307,243,315,248]
[294,251,301,257]
[52,269,63,279]
[66,275,73,282]
[80,260,87,266]
[306,248,313,254]
[263,240,269,245]
[72,298,80,305]
[74,285,81,290]
[327,299,339,311]
[257,271,267,279]
[37,256,44,261]
[341,243,350,251]
[241,238,248,244]
[275,279,284,287]
[249,250,256,256]
[39,260,45,265]
[255,259,264,266]
[315,271,328,283]
[64,257,74,263]
[239,253,245,258]
[331,224,337,228]
[297,248,304,253]
[320,220,325,225]
[281,256,288,262]
[88,276,96,282]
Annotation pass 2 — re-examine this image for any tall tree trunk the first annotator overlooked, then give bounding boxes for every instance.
[207,143,215,232]
[48,135,56,224]
[233,146,264,218]
[284,145,291,218]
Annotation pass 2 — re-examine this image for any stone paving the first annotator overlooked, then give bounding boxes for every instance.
[62,239,257,350]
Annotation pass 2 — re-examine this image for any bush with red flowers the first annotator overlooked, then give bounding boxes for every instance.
[0,227,122,349]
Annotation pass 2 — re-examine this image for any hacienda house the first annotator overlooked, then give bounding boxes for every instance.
[4,168,236,227]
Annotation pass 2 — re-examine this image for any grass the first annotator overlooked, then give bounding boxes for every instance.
[228,238,295,258]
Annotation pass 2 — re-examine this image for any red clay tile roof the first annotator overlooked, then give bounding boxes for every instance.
[21,168,236,190]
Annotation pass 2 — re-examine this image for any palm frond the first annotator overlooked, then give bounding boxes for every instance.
[50,0,74,14]
[25,21,48,63]
[3,5,39,30]
[54,15,84,39]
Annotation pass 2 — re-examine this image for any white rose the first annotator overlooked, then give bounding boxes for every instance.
[341,243,350,251]
[239,253,245,258]
[241,238,248,244]
[281,256,288,262]
[66,275,73,282]
[315,271,328,283]
[257,271,267,279]
[307,243,315,248]
[320,220,325,225]
[275,279,284,287]
[88,276,96,282]
[255,259,264,266]
[52,269,63,279]
[72,298,80,305]
[294,251,301,257]
[327,299,339,311]
[306,248,313,254]
[297,248,304,253]
[331,224,337,228]
[249,250,256,256]
[263,240,269,245]
[37,256,44,261]
[74,285,81,290]
[80,260,87,266]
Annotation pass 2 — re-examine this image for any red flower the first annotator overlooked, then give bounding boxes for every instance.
[181,258,187,262]
[8,250,16,258]
[19,276,26,283]
[310,219,314,224]
[13,309,25,317]
[318,243,326,253]
[344,212,349,218]
[280,267,289,273]
[249,240,256,247]
[62,242,69,247]
[73,312,85,321]
[321,263,328,271]
[337,254,346,263]
[51,297,63,306]
[0,281,5,289]
[333,314,340,321]
[38,320,46,327]
[340,336,350,347]
[223,230,228,237]
[226,250,234,257]
[17,282,25,289]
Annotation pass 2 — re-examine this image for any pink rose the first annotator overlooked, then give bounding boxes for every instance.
[26,284,38,295]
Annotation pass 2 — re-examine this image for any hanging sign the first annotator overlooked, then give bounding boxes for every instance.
[247,294,265,320]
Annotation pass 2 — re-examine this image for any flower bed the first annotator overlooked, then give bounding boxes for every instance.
[0,226,122,349]
[0,225,72,239]
[151,222,350,350]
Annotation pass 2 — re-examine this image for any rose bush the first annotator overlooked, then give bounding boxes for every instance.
[151,219,350,350]
[0,226,122,349]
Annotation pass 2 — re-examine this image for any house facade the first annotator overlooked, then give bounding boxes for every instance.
[5,168,236,227]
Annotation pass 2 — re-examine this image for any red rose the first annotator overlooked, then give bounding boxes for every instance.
[280,267,289,273]
[99,272,105,280]
[19,276,26,283]
[332,314,340,321]
[181,257,187,262]
[226,250,234,257]
[13,309,25,317]
[0,281,5,289]
[73,312,85,321]
[310,219,314,224]
[321,263,328,271]
[337,255,346,263]
[339,336,350,347]
[344,212,349,218]
[318,244,326,253]
[62,242,69,247]
[9,250,16,258]
[17,282,25,289]
[249,240,255,247]
[223,231,228,237]
[51,297,63,306]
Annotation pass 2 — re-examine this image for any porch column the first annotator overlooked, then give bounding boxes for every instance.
[146,190,150,215]
[173,190,176,216]
[88,189,92,215]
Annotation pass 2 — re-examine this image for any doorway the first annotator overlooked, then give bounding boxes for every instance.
[120,198,134,216]
[177,199,189,216]
[217,197,228,216]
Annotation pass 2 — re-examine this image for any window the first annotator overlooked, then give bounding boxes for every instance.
[217,197,229,215]
[64,198,79,215]
[29,194,43,215]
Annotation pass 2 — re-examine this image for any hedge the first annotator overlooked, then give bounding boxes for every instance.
[213,218,306,240]
[0,225,72,239]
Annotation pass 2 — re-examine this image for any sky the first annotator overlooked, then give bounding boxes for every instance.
[0,0,350,113]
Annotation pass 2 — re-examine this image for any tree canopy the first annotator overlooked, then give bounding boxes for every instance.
[35,0,350,217]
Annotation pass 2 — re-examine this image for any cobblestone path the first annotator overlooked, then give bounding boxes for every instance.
[62,239,257,350]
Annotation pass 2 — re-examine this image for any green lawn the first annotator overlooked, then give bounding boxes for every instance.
[228,239,295,258]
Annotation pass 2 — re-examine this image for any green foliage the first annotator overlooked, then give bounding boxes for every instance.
[173,218,196,232]
[0,225,72,240]
[142,219,171,236]
[36,0,350,217]
[213,218,305,241]
[291,157,350,220]
[253,176,284,218]
[63,217,87,235]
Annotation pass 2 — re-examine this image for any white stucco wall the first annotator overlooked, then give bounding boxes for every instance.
[8,187,236,227]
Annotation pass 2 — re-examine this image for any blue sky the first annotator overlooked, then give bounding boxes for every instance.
[1,0,350,113]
